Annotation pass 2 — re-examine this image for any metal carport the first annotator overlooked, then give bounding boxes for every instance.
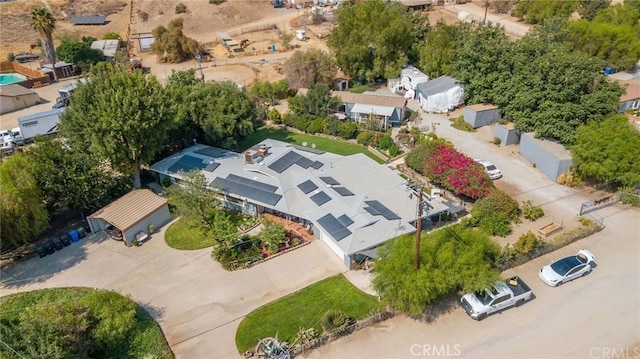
[87,189,171,246]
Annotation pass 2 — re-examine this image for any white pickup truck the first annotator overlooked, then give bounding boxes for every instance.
[461,276,533,321]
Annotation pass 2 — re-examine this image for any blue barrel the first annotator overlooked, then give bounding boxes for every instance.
[604,67,612,75]
[69,229,80,243]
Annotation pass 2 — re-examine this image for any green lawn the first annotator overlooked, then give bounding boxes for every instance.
[164,218,213,250]
[238,126,384,163]
[235,274,383,353]
[348,84,378,93]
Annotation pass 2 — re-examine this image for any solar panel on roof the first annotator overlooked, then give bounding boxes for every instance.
[333,187,354,196]
[310,161,324,169]
[211,177,282,206]
[297,180,318,194]
[319,176,340,186]
[296,156,314,169]
[204,162,220,172]
[317,213,352,241]
[194,147,228,158]
[268,151,301,173]
[364,206,380,216]
[365,200,401,220]
[337,214,354,227]
[310,191,331,206]
[227,174,277,193]
[71,15,107,25]
[167,155,206,174]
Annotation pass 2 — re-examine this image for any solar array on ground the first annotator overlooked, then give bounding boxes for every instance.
[210,175,282,206]
[167,155,207,174]
[319,176,340,186]
[268,151,323,173]
[333,187,354,196]
[364,200,401,220]
[310,191,331,206]
[297,180,318,194]
[317,213,352,241]
[71,16,107,25]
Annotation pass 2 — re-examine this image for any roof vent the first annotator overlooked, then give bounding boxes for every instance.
[244,151,253,164]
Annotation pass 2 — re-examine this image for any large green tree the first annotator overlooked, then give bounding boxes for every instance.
[571,115,640,186]
[418,20,461,78]
[28,137,131,217]
[372,225,501,316]
[151,18,202,63]
[176,81,256,149]
[288,83,340,118]
[327,0,414,81]
[167,171,221,226]
[0,153,49,248]
[577,0,610,21]
[59,63,171,188]
[31,7,57,77]
[513,0,579,24]
[283,48,338,90]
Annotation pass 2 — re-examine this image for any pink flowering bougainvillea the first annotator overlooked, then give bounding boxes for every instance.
[423,143,494,199]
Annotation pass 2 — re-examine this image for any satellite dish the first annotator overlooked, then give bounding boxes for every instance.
[302,142,308,147]
[311,143,316,149]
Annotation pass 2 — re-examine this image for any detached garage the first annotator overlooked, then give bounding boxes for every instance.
[0,84,39,114]
[87,189,171,246]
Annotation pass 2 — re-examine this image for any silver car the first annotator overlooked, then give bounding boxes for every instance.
[539,249,595,287]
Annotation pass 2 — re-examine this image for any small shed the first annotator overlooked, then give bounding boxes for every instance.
[464,104,501,128]
[87,189,171,246]
[0,84,39,114]
[333,77,348,91]
[91,39,120,59]
[41,61,77,80]
[519,133,573,182]
[494,123,520,146]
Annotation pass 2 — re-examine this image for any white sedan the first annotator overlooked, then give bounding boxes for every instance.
[539,249,596,287]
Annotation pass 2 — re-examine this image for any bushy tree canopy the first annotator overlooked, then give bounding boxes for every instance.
[327,0,414,81]
[513,0,579,24]
[0,153,49,248]
[284,49,338,90]
[288,83,340,118]
[571,115,640,186]
[418,20,461,78]
[372,226,501,316]
[151,18,202,63]
[59,63,172,188]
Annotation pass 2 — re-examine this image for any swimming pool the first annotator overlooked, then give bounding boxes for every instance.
[0,73,27,86]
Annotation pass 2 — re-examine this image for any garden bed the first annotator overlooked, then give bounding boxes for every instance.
[538,220,564,238]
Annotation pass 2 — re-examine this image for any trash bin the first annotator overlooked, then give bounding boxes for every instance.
[76,227,87,238]
[69,229,80,243]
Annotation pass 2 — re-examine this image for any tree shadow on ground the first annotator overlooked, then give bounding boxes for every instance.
[417,292,461,324]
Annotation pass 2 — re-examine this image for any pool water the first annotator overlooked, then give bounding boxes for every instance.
[0,74,26,86]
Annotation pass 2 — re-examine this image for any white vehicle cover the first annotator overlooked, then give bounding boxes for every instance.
[404,89,415,99]
[418,86,464,113]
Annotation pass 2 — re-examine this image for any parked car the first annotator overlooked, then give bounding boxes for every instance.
[539,249,595,287]
[51,237,64,250]
[60,234,72,246]
[461,276,533,321]
[105,223,123,240]
[35,245,47,258]
[43,240,55,254]
[475,159,502,180]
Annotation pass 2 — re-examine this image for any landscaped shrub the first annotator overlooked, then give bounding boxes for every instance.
[267,108,281,124]
[175,3,187,13]
[377,134,394,150]
[478,211,512,237]
[356,131,376,146]
[449,115,475,132]
[259,219,288,254]
[295,327,318,345]
[209,0,227,4]
[305,117,326,135]
[337,121,358,139]
[321,310,354,335]
[388,144,401,157]
[212,235,263,270]
[521,199,544,221]
[512,231,545,255]
[557,167,583,187]
[405,143,438,172]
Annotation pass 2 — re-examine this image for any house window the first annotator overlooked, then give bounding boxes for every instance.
[632,100,639,109]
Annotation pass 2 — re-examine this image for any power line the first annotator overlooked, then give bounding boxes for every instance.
[0,338,26,359]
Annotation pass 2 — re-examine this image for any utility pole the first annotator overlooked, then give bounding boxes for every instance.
[483,0,490,25]
[414,187,423,270]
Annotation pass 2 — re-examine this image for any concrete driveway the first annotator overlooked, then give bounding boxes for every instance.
[0,220,346,358]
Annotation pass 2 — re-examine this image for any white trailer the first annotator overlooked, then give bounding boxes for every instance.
[18,108,65,143]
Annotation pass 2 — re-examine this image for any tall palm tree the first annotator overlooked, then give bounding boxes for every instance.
[31,7,57,79]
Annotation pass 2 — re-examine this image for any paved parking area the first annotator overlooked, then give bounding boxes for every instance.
[0,219,346,358]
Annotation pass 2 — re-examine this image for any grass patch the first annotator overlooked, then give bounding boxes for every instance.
[348,85,378,94]
[0,288,173,359]
[238,126,384,163]
[449,115,476,132]
[235,274,383,353]
[164,217,213,250]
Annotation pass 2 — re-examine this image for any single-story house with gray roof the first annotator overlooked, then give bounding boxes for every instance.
[415,75,464,113]
[333,91,407,128]
[150,139,452,267]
